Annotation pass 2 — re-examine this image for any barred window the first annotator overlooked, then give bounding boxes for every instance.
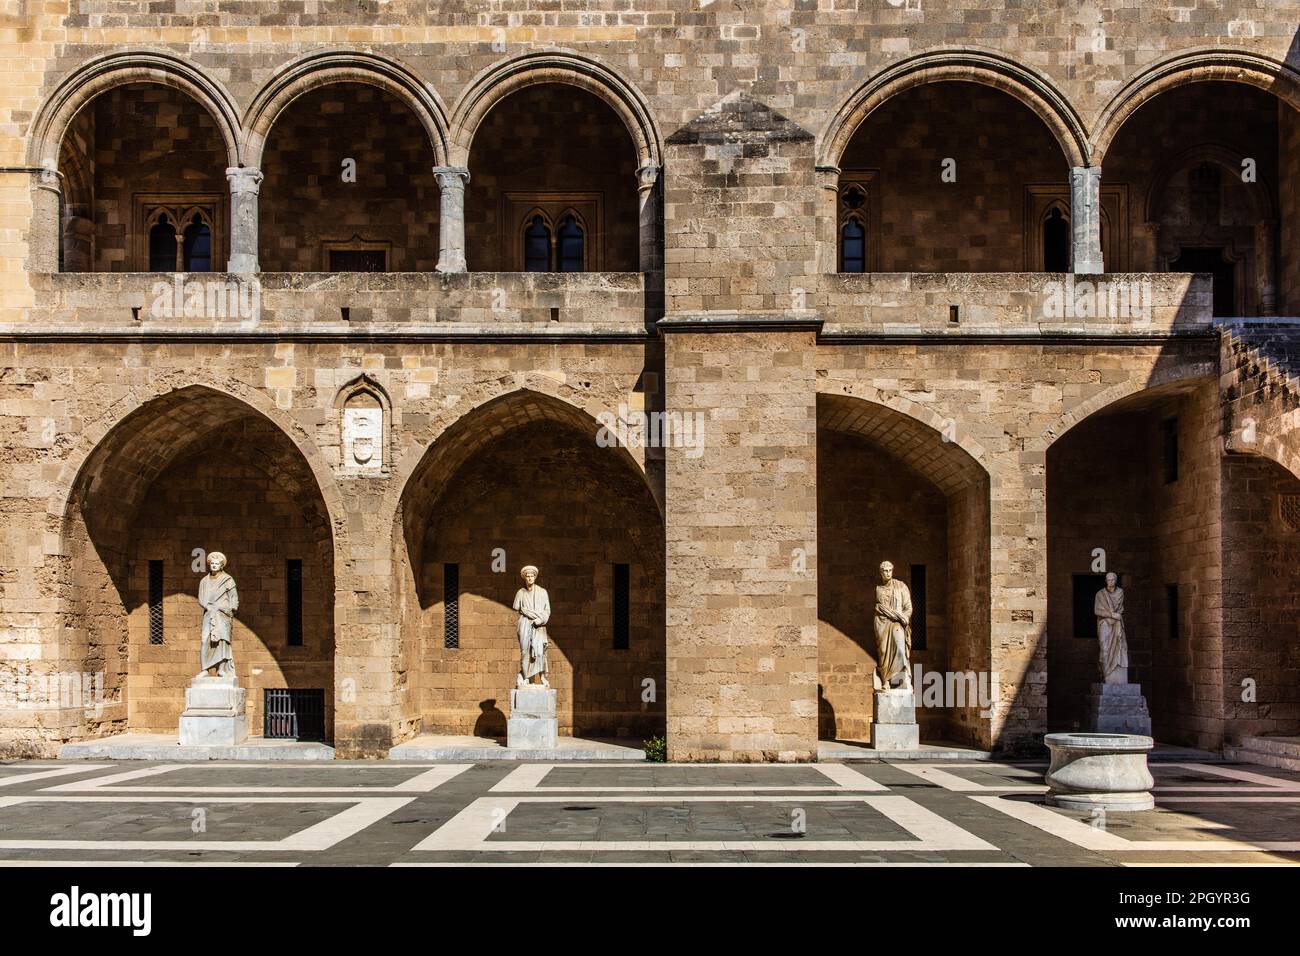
[444,563,460,649]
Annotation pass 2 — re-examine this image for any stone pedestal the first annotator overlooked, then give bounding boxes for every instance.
[1045,732,1155,812]
[178,676,248,747]
[870,689,919,750]
[1086,682,1152,736]
[507,686,557,750]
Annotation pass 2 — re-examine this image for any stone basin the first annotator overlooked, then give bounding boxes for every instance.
[1044,732,1155,812]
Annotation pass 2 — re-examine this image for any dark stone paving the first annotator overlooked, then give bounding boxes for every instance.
[0,757,1295,866]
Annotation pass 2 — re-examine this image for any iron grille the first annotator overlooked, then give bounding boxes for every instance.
[263,688,325,741]
[444,563,459,648]
[148,560,164,645]
[613,563,630,649]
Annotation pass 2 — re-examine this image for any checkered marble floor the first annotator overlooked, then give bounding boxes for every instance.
[1,758,1298,866]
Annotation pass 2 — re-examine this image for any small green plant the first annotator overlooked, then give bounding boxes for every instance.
[643,734,667,762]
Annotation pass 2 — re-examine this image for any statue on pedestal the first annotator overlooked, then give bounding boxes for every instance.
[873,560,913,692]
[196,551,238,679]
[1094,572,1129,685]
[513,565,550,688]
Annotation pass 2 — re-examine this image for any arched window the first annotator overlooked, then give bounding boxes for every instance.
[524,215,551,272]
[840,218,866,273]
[182,213,212,272]
[1043,206,1070,272]
[557,214,585,272]
[149,214,178,272]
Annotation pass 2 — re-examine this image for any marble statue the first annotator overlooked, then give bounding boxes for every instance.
[513,565,550,688]
[197,551,238,678]
[1094,572,1129,684]
[873,560,913,691]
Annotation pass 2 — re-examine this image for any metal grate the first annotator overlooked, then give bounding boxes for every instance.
[148,560,164,645]
[613,563,630,650]
[286,559,303,646]
[443,563,459,649]
[263,688,325,741]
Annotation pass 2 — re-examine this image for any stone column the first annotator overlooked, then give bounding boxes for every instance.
[637,163,660,273]
[30,166,62,273]
[1070,165,1104,274]
[433,166,470,273]
[61,205,94,273]
[815,164,841,274]
[226,166,263,274]
[1256,219,1277,315]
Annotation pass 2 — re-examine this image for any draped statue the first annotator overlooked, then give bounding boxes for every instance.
[1094,572,1129,684]
[197,551,238,678]
[513,565,551,688]
[873,561,913,692]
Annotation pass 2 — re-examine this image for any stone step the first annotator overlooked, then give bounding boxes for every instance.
[1224,736,1300,771]
[1239,735,1300,758]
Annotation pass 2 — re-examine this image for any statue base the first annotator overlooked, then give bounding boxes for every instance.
[870,689,920,750]
[507,686,557,750]
[1086,682,1152,736]
[178,675,248,747]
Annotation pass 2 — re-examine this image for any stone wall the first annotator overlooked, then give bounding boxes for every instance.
[465,84,639,273]
[840,82,1068,273]
[1219,454,1300,742]
[259,83,441,273]
[663,328,818,761]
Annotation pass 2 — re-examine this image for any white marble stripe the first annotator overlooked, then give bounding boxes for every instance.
[0,860,301,867]
[45,763,472,794]
[489,761,886,793]
[413,794,995,853]
[890,764,1045,792]
[971,794,1300,852]
[0,794,415,852]
[1160,763,1300,788]
[391,861,1030,867]
[0,764,111,788]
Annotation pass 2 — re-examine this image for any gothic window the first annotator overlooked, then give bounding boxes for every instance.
[148,215,178,272]
[840,218,866,273]
[505,193,602,271]
[836,174,879,273]
[136,196,224,272]
[182,213,213,272]
[524,214,552,272]
[1042,205,1070,272]
[557,214,585,272]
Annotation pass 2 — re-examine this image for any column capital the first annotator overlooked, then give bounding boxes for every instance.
[433,166,470,190]
[636,163,660,193]
[34,164,61,194]
[815,164,841,190]
[226,166,264,195]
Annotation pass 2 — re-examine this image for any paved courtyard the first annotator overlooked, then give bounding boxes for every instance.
[2,758,1299,866]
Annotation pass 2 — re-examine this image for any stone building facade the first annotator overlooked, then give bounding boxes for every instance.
[1,1,1299,760]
